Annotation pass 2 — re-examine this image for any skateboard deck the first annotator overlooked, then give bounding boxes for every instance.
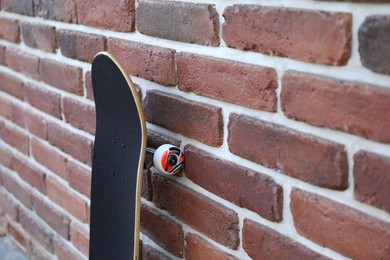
[89,52,146,260]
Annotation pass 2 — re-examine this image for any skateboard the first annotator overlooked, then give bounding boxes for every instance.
[89,52,184,260]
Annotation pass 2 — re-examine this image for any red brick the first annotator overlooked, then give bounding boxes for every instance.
[75,0,135,32]
[281,71,390,143]
[354,150,390,214]
[0,190,18,220]
[69,221,89,257]
[141,243,171,260]
[19,207,54,253]
[0,45,6,65]
[40,58,83,95]
[243,219,327,259]
[0,96,14,120]
[0,71,24,100]
[140,204,184,257]
[137,1,219,46]
[141,170,153,201]
[5,47,40,80]
[31,139,68,179]
[0,146,13,170]
[228,114,348,190]
[54,238,84,260]
[185,145,283,222]
[0,17,20,43]
[62,97,96,135]
[107,38,176,86]
[1,0,34,16]
[34,0,77,23]
[12,156,46,194]
[24,83,61,119]
[223,5,351,65]
[152,174,239,249]
[291,188,390,259]
[58,30,106,63]
[85,71,94,101]
[177,53,277,111]
[21,22,57,53]
[66,161,91,198]
[11,105,48,140]
[0,122,29,154]
[147,130,181,149]
[46,176,88,222]
[7,221,31,254]
[30,244,55,260]
[47,122,93,166]
[144,91,223,146]
[32,193,70,239]
[185,233,236,260]
[1,171,32,209]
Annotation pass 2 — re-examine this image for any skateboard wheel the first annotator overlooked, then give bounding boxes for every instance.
[153,144,184,175]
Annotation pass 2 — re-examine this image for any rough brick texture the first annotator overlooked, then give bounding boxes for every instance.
[144,91,223,147]
[12,156,46,194]
[107,38,176,86]
[291,189,390,259]
[185,145,283,221]
[137,1,219,46]
[0,18,21,43]
[243,219,327,259]
[62,97,96,135]
[21,22,57,53]
[177,53,277,111]
[282,71,390,143]
[58,30,106,63]
[69,222,89,257]
[5,48,40,80]
[0,122,29,155]
[2,0,34,16]
[53,238,83,260]
[75,0,135,32]
[185,233,236,260]
[34,0,77,23]
[223,5,352,65]
[66,161,91,198]
[0,72,24,100]
[359,15,390,74]
[354,151,390,214]
[2,171,32,209]
[228,114,349,190]
[152,174,239,249]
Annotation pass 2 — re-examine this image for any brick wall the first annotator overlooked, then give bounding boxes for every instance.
[0,0,389,259]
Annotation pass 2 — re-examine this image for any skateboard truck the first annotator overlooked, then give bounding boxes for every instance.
[146,144,184,175]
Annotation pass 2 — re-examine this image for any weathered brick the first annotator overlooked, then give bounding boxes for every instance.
[12,156,46,194]
[354,151,390,214]
[0,45,6,65]
[1,0,34,15]
[30,244,55,260]
[107,38,176,86]
[228,114,348,190]
[185,145,283,222]
[31,139,67,179]
[141,243,171,260]
[0,71,24,100]
[152,174,239,249]
[185,233,236,260]
[359,15,390,74]
[11,105,48,140]
[0,96,14,120]
[85,71,94,101]
[137,1,219,46]
[46,176,88,222]
[21,22,57,53]
[223,5,351,65]
[32,193,70,239]
[33,0,77,23]
[24,83,61,119]
[40,58,83,95]
[0,18,20,43]
[69,222,89,257]
[62,97,96,135]
[2,171,32,209]
[177,53,277,111]
[281,71,390,143]
[141,170,153,201]
[7,221,31,254]
[66,161,91,198]
[291,188,390,259]
[53,237,84,260]
[144,91,223,146]
[147,130,181,149]
[75,0,135,32]
[57,30,106,63]
[0,145,13,170]
[243,219,327,259]
[47,122,93,166]
[0,122,29,154]
[140,204,184,257]
[5,47,40,80]
[0,190,18,220]
[19,208,54,253]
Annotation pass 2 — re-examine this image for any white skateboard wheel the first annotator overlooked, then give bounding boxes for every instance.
[153,144,184,175]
